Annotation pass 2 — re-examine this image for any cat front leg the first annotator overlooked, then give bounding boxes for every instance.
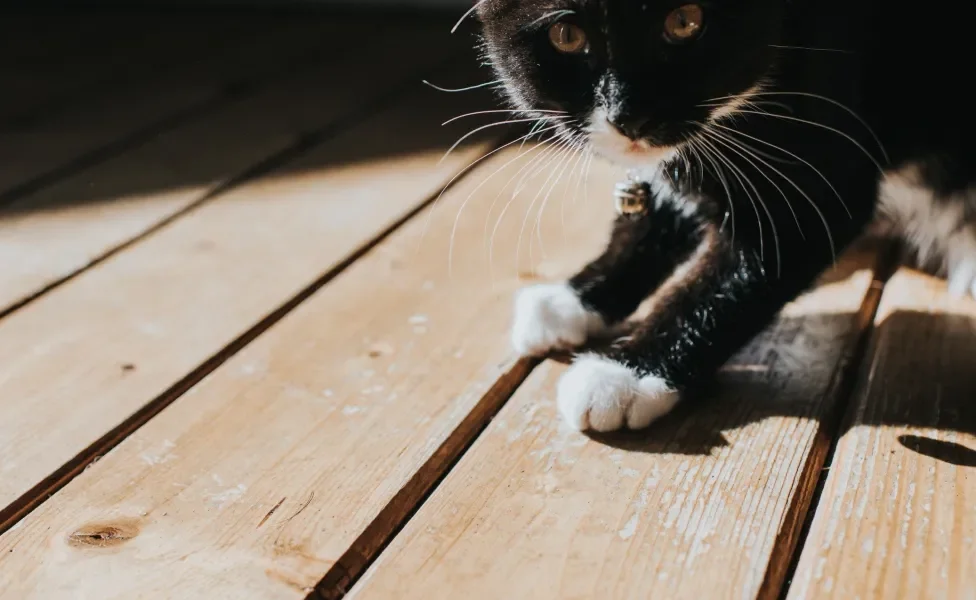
[511,181,704,356]
[557,226,825,432]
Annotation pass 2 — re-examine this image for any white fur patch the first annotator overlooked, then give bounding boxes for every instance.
[879,163,976,297]
[511,283,605,357]
[587,106,676,169]
[557,354,680,432]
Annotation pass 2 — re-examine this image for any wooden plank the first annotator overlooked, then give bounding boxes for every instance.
[346,239,886,600]
[0,15,143,67]
[0,19,469,314]
[0,17,353,199]
[0,14,166,67]
[0,15,261,122]
[787,268,976,600]
[1,14,456,126]
[0,13,346,122]
[0,141,626,597]
[0,63,496,527]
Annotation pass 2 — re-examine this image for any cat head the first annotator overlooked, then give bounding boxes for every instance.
[475,0,782,169]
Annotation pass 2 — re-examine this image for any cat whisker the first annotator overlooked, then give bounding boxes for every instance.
[742,99,793,114]
[683,138,706,192]
[768,44,853,54]
[713,90,889,164]
[512,127,577,197]
[704,127,838,265]
[560,135,590,245]
[493,129,576,269]
[483,146,557,287]
[439,116,556,165]
[528,10,577,27]
[686,130,737,247]
[418,122,562,254]
[693,119,795,166]
[519,118,553,151]
[698,99,792,117]
[685,141,728,236]
[696,134,776,271]
[423,79,504,94]
[488,128,576,278]
[479,126,569,272]
[581,148,595,208]
[537,132,587,258]
[711,122,851,218]
[482,133,559,249]
[442,108,567,126]
[483,125,567,246]
[734,109,886,173]
[693,147,727,233]
[702,127,806,243]
[451,0,487,34]
[447,123,564,275]
[516,132,580,269]
[508,133,574,256]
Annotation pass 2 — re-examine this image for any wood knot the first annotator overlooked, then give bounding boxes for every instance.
[67,519,140,548]
[367,342,395,358]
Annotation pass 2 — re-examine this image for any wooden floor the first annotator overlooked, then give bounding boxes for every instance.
[0,10,973,600]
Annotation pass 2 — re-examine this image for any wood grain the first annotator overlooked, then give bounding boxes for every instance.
[0,143,628,598]
[346,240,886,600]
[0,20,467,314]
[0,73,496,529]
[787,268,976,600]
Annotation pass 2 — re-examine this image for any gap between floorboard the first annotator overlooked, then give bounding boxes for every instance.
[769,238,903,600]
[0,65,508,538]
[307,358,540,600]
[0,53,468,324]
[301,237,905,600]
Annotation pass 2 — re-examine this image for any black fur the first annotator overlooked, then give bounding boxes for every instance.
[476,0,976,425]
[569,191,705,325]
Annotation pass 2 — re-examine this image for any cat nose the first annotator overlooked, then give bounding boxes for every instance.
[606,115,650,140]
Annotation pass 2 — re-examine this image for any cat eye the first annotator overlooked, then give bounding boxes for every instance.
[664,4,704,43]
[548,22,588,54]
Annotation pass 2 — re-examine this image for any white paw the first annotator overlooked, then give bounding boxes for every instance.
[557,354,680,432]
[943,233,976,298]
[946,257,976,298]
[511,283,605,357]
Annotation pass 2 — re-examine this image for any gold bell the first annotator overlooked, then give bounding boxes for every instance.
[613,180,649,217]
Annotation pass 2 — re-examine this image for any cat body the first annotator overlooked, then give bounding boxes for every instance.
[474,0,976,431]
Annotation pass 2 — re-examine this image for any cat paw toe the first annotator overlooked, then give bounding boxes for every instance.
[511,283,604,356]
[557,354,680,432]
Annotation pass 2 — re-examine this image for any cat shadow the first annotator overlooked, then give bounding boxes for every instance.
[577,308,976,466]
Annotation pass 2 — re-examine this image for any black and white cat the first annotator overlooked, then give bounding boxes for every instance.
[470,0,976,431]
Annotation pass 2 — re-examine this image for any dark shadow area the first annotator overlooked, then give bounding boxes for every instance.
[585,307,976,457]
[0,6,500,211]
[898,435,976,467]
